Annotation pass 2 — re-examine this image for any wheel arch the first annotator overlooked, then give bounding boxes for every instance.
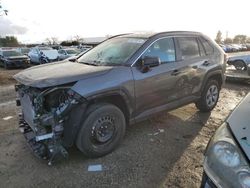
[86,91,132,125]
[201,69,224,93]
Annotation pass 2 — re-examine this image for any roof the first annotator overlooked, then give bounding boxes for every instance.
[117,31,202,39]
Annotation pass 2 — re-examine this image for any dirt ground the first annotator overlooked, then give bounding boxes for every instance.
[0,67,250,188]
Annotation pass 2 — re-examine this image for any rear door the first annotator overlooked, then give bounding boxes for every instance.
[173,36,208,99]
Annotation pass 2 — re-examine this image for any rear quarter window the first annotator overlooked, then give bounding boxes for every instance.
[177,37,200,60]
[200,37,214,55]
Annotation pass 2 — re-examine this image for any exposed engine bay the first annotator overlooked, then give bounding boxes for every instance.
[16,84,85,165]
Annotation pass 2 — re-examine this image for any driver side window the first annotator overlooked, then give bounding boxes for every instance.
[141,38,176,64]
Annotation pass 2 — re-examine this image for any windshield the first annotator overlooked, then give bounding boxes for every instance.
[66,49,78,54]
[21,48,30,54]
[78,37,146,66]
[3,50,22,57]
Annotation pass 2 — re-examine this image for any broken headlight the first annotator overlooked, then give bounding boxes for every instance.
[204,123,250,188]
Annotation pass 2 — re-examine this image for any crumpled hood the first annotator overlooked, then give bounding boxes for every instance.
[41,50,59,60]
[227,93,250,160]
[13,61,113,88]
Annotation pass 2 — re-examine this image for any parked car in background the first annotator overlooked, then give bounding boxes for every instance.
[201,93,250,188]
[0,49,30,69]
[28,46,59,64]
[66,48,92,62]
[58,48,80,60]
[14,31,226,165]
[16,47,30,55]
[78,45,92,52]
[227,54,250,70]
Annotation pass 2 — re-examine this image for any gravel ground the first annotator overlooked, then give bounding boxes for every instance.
[0,67,250,188]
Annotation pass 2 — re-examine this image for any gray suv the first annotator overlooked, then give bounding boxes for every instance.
[14,31,226,164]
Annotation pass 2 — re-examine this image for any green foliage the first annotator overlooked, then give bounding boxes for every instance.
[0,36,19,47]
[60,40,79,46]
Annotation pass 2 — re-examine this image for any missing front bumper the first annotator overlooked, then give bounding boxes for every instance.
[19,114,68,165]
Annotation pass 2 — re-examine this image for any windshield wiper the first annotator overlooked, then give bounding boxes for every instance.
[78,61,98,66]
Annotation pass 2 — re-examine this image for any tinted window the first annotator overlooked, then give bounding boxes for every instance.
[142,38,176,63]
[177,37,200,60]
[198,39,206,56]
[200,37,214,55]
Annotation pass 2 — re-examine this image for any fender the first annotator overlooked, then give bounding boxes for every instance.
[200,67,224,93]
[85,88,135,117]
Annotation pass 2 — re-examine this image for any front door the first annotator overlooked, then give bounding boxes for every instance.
[131,37,179,115]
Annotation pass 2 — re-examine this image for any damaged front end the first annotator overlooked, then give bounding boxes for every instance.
[16,84,86,165]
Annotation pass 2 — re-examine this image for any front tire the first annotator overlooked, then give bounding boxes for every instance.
[76,103,126,158]
[196,79,220,112]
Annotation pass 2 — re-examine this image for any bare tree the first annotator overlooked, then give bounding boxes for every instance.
[0,1,8,16]
[51,37,58,45]
[224,38,233,44]
[215,30,222,44]
[73,35,84,43]
[45,38,52,45]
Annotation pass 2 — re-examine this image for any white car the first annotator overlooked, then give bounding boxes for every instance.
[58,48,80,60]
[28,46,59,64]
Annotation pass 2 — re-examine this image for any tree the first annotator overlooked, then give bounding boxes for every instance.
[233,35,247,44]
[224,38,233,44]
[246,37,250,44]
[51,37,58,45]
[73,35,84,43]
[215,30,222,44]
[0,2,8,16]
[0,36,19,47]
[45,37,58,45]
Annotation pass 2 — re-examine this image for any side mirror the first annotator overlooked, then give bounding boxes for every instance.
[68,57,77,62]
[139,56,160,73]
[142,56,160,67]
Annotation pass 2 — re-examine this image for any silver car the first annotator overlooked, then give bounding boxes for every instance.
[202,93,250,188]
[28,46,59,64]
[58,48,80,60]
[227,54,250,71]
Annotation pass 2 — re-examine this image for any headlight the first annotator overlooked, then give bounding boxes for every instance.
[213,141,240,167]
[204,123,250,188]
[238,171,250,188]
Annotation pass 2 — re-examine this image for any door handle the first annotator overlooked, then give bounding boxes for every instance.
[202,60,210,66]
[171,69,181,76]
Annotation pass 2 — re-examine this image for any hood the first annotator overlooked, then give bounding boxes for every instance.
[227,93,250,160]
[7,55,28,60]
[41,50,59,60]
[13,61,113,88]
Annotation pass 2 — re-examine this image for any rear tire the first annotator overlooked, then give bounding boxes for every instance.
[196,79,220,112]
[76,103,126,158]
[234,60,247,70]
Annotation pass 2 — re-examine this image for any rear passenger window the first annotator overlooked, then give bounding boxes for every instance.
[177,37,200,60]
[200,37,214,55]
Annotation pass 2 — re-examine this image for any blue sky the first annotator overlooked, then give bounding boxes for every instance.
[1,0,250,43]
